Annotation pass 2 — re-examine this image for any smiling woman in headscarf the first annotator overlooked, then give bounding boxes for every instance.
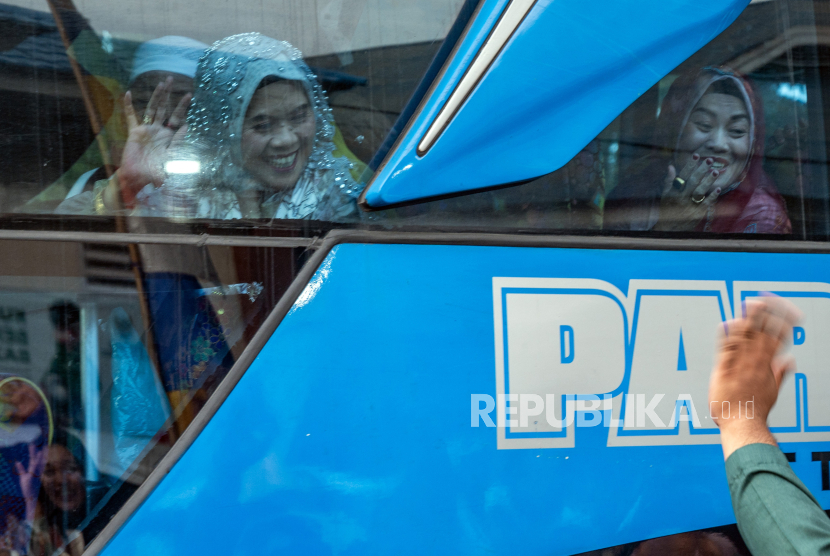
[604,66,791,234]
[106,32,363,221]
[186,33,362,219]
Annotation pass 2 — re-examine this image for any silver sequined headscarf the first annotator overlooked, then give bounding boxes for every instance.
[183,33,361,220]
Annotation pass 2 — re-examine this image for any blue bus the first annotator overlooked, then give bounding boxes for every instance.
[0,0,825,554]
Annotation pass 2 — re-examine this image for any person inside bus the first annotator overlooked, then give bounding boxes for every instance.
[73,33,364,220]
[50,36,208,215]
[125,36,207,126]
[24,36,208,214]
[604,66,791,234]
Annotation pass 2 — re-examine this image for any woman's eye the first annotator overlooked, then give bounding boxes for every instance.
[253,123,271,132]
[729,128,747,137]
[290,110,309,125]
[695,122,712,132]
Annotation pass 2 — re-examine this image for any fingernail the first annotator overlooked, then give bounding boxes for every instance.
[712,170,719,177]
[715,187,721,195]
[693,153,700,160]
[706,158,713,165]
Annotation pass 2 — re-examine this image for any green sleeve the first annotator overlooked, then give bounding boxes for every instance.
[726,443,830,556]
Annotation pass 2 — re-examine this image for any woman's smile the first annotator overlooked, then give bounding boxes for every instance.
[267,150,298,172]
[710,157,730,170]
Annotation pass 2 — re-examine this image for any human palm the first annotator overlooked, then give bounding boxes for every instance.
[119,77,191,206]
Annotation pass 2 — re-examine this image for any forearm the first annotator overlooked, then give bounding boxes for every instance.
[727,443,830,556]
[719,420,778,461]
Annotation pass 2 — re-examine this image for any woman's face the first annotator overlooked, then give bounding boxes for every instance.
[42,445,85,512]
[241,80,316,192]
[676,92,751,189]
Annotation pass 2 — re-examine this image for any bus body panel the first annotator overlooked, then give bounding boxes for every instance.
[101,242,830,555]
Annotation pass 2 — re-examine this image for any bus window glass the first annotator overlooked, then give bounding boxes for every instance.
[0,0,468,223]
[387,0,830,240]
[5,0,829,239]
[0,239,298,553]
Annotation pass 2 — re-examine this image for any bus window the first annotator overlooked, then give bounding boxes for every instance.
[3,0,830,238]
[0,0,470,225]
[382,0,830,240]
[0,239,297,554]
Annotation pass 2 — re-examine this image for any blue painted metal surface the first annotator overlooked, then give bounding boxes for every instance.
[102,244,830,555]
[363,0,750,207]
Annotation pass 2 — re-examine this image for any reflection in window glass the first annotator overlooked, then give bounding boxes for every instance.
[0,239,298,553]
[0,0,468,220]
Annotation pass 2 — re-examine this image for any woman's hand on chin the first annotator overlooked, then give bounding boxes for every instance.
[115,77,192,209]
[654,156,722,231]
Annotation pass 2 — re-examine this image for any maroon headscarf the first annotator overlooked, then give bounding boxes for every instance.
[605,66,791,233]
